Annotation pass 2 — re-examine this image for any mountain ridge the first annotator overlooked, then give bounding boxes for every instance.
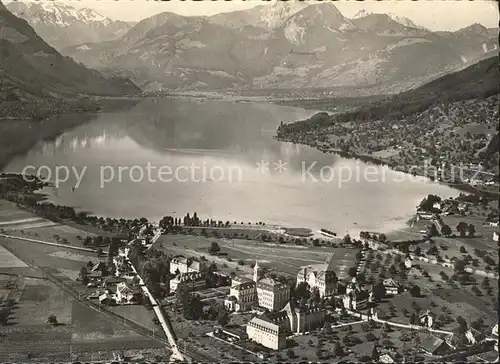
[6,1,135,49]
[0,1,140,101]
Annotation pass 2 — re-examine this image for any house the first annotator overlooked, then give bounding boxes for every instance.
[99,293,115,306]
[246,315,287,350]
[170,256,206,275]
[421,334,450,356]
[102,276,124,288]
[493,232,499,242]
[488,221,499,227]
[118,247,130,258]
[382,278,402,295]
[419,310,436,328]
[466,327,485,344]
[404,256,413,269]
[114,282,140,304]
[296,254,339,297]
[492,323,498,338]
[169,272,206,293]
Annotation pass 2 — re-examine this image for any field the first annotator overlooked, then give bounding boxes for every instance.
[154,233,358,280]
[0,276,165,362]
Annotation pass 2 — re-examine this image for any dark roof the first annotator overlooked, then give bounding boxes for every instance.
[421,335,446,354]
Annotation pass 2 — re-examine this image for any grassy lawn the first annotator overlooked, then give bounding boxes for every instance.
[155,233,358,280]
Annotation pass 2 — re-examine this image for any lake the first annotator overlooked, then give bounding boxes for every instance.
[4,98,459,235]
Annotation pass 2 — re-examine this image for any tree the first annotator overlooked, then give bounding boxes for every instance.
[441,224,452,236]
[0,308,10,325]
[456,222,468,237]
[454,259,467,273]
[342,234,352,245]
[333,342,343,357]
[409,285,421,297]
[348,267,358,278]
[217,311,230,327]
[379,234,387,243]
[371,344,379,360]
[286,349,295,359]
[208,242,220,255]
[459,246,467,254]
[414,246,422,256]
[372,282,386,301]
[468,224,476,237]
[456,316,468,333]
[47,314,58,326]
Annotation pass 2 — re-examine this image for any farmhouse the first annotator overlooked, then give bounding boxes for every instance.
[296,254,339,297]
[421,334,450,356]
[114,282,140,304]
[419,310,436,328]
[383,278,402,295]
[465,327,485,344]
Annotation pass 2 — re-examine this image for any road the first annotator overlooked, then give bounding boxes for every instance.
[131,228,222,363]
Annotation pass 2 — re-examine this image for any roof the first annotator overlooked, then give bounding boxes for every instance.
[233,281,256,291]
[419,309,437,318]
[256,277,288,291]
[383,278,400,287]
[117,282,136,294]
[421,335,446,354]
[92,261,104,272]
[248,316,282,334]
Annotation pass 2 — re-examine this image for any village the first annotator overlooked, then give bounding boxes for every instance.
[73,194,498,363]
[0,174,498,362]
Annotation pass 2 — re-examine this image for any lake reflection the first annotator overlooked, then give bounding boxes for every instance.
[4,98,459,234]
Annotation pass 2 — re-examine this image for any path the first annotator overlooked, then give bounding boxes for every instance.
[0,233,97,253]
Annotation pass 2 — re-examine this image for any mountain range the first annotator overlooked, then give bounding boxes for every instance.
[4,1,499,93]
[0,1,139,101]
[6,1,135,49]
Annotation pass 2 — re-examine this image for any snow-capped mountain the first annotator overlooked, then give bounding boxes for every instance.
[0,0,139,100]
[353,9,425,30]
[258,0,309,29]
[6,1,135,49]
[60,1,498,92]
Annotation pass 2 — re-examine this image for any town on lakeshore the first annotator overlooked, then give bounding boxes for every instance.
[0,0,499,363]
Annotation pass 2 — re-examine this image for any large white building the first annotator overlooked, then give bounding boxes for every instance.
[225,277,257,312]
[225,262,290,312]
[170,256,206,275]
[247,315,287,350]
[296,254,339,297]
[246,300,325,350]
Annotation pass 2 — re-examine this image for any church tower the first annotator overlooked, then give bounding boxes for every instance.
[253,261,261,283]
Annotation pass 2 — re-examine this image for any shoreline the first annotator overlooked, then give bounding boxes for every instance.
[0,98,140,170]
[275,136,499,199]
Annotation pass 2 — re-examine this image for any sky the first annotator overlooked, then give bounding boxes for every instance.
[7,0,500,31]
